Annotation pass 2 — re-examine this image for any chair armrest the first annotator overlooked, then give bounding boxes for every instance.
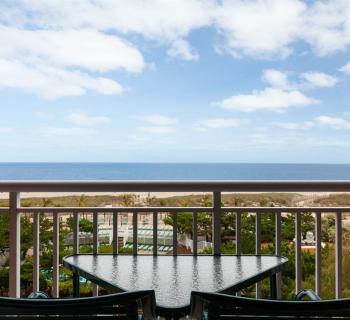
[27,291,49,299]
[139,290,157,320]
[190,291,206,319]
[295,289,321,301]
[113,290,156,319]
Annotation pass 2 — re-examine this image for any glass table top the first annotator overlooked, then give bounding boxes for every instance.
[64,254,287,310]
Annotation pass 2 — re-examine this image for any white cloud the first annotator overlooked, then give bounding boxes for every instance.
[138,126,175,134]
[39,127,96,136]
[217,87,319,112]
[214,0,306,59]
[262,69,291,89]
[0,26,144,73]
[300,72,339,88]
[216,67,334,113]
[315,115,350,129]
[262,69,339,90]
[272,115,350,130]
[140,115,177,126]
[272,121,314,130]
[1,0,214,61]
[65,112,111,126]
[167,39,199,61]
[11,0,215,39]
[213,0,350,59]
[1,0,350,67]
[0,0,350,101]
[340,61,350,73]
[302,0,350,56]
[0,25,143,99]
[198,118,243,129]
[0,59,123,99]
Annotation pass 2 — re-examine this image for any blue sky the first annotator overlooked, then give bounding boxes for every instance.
[1,0,350,163]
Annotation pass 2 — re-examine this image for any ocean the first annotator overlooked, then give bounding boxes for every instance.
[0,163,349,180]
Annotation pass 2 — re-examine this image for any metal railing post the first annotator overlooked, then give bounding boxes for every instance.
[295,212,302,294]
[335,211,342,299]
[9,192,20,298]
[73,212,79,254]
[52,213,59,298]
[192,212,198,255]
[213,191,221,255]
[113,212,118,254]
[133,212,138,255]
[32,212,40,293]
[236,211,241,254]
[93,212,99,296]
[173,212,178,255]
[275,210,282,299]
[153,212,158,255]
[255,212,261,298]
[315,212,322,296]
[73,212,80,297]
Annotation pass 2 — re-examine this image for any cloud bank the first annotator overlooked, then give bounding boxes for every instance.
[1,0,350,99]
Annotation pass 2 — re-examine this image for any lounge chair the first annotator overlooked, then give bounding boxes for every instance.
[190,290,350,319]
[0,290,156,319]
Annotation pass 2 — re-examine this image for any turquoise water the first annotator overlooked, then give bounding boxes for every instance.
[0,162,349,180]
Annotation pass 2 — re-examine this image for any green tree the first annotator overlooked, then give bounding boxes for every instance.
[80,218,93,233]
[65,216,93,233]
[164,212,193,235]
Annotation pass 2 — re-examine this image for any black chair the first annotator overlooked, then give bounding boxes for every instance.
[0,290,156,319]
[190,290,350,319]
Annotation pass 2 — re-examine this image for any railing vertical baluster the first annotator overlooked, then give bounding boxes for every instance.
[153,212,158,255]
[295,212,302,294]
[93,212,98,254]
[73,212,79,254]
[213,191,221,255]
[235,210,242,296]
[335,211,342,299]
[52,212,59,298]
[32,212,40,293]
[133,212,138,255]
[236,211,241,255]
[192,212,198,255]
[173,212,178,255]
[113,212,118,254]
[315,212,322,296]
[92,212,99,296]
[9,192,20,298]
[72,212,80,297]
[255,212,261,298]
[275,210,282,299]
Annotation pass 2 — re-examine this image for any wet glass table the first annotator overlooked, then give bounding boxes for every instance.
[63,254,288,319]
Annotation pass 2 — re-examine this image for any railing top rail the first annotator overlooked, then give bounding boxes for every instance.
[1,180,350,192]
[0,206,348,213]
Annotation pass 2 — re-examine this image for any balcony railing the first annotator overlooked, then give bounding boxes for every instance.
[0,180,348,299]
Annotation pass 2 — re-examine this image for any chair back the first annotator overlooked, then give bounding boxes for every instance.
[0,290,156,319]
[190,291,350,319]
